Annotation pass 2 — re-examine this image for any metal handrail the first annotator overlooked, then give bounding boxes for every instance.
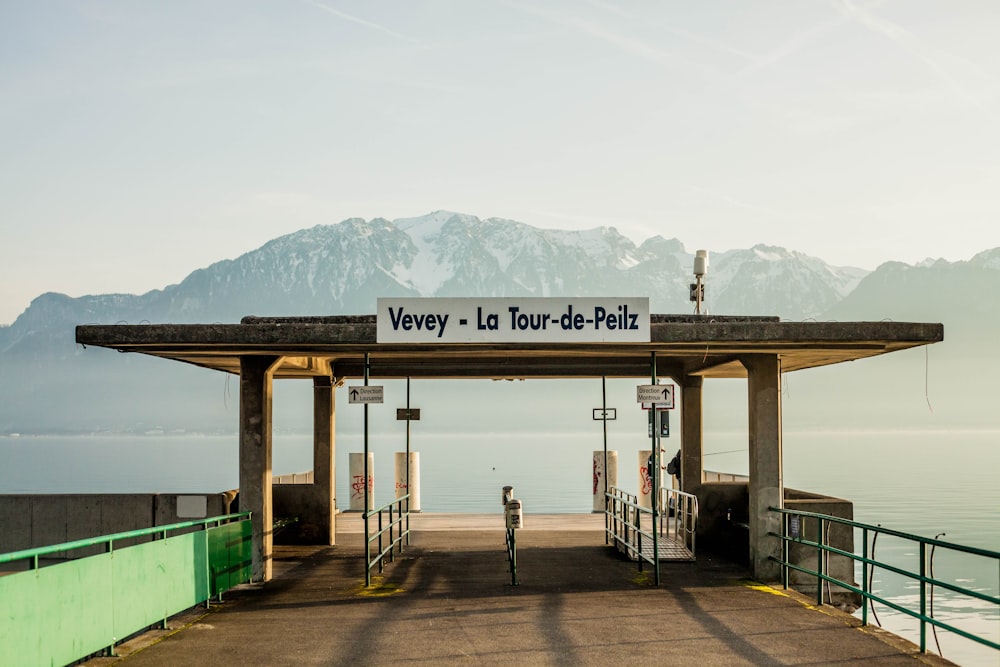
[365,494,410,581]
[769,506,1000,655]
[658,487,698,557]
[604,486,655,569]
[0,512,252,567]
[505,525,518,586]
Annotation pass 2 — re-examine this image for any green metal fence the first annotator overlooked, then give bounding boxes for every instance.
[0,512,251,667]
[605,486,658,583]
[769,507,999,655]
[365,494,410,586]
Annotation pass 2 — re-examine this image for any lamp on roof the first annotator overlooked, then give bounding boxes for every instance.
[691,250,708,315]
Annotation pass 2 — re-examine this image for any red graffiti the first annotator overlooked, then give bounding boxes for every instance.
[351,474,373,498]
[593,458,602,495]
[640,466,653,495]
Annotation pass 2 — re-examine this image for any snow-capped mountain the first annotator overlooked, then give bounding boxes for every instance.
[2,211,868,354]
[5,209,994,433]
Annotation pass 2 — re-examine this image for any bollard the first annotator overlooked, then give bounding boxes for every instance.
[592,450,618,512]
[638,450,653,509]
[394,451,421,512]
[349,452,374,511]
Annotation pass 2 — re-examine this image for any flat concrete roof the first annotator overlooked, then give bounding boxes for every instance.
[76,314,943,380]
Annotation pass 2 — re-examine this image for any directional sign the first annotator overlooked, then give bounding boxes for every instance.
[348,386,384,404]
[636,384,675,409]
[592,408,617,421]
[396,408,421,420]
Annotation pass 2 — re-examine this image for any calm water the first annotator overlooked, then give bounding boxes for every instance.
[1,429,997,665]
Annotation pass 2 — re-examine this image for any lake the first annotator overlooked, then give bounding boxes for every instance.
[1,428,997,665]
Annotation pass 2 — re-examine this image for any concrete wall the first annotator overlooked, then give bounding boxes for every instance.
[272,484,334,544]
[274,471,314,485]
[694,482,751,563]
[0,494,232,559]
[784,489,857,606]
[694,483,857,605]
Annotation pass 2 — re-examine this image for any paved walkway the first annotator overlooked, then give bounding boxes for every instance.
[86,514,952,667]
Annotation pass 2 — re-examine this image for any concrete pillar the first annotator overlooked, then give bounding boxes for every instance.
[313,376,336,545]
[394,452,421,511]
[592,450,618,512]
[638,449,653,508]
[680,375,704,495]
[240,355,280,582]
[743,354,783,582]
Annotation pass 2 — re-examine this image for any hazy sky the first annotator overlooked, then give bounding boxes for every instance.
[2,1,999,325]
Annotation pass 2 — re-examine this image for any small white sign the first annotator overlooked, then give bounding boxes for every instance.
[176,495,207,519]
[348,386,384,404]
[636,384,675,408]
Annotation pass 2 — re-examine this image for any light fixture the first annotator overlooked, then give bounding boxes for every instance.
[691,250,708,315]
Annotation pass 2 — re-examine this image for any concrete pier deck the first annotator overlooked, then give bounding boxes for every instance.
[85,514,952,666]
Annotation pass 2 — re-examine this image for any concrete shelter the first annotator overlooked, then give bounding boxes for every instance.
[75,313,943,582]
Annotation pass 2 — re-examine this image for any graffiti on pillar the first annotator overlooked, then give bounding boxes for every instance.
[593,457,602,495]
[351,474,373,501]
[395,481,408,491]
[640,465,653,495]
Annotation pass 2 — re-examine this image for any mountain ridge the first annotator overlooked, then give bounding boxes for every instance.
[1,210,995,434]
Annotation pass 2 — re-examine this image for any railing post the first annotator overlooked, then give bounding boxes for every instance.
[636,507,643,573]
[817,516,825,605]
[782,511,789,590]
[604,493,610,545]
[509,528,518,586]
[861,527,869,627]
[389,505,395,564]
[378,510,385,574]
[919,541,927,653]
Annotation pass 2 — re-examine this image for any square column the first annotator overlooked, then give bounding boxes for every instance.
[743,354,783,582]
[313,376,336,545]
[240,355,280,582]
[680,375,704,495]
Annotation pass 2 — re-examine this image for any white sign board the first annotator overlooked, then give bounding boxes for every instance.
[348,385,384,404]
[636,384,675,409]
[377,297,650,343]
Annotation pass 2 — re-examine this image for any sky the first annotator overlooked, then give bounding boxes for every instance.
[2,1,999,325]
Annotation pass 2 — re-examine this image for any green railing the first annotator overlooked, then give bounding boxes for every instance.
[364,494,410,586]
[657,486,699,559]
[769,507,999,655]
[0,512,251,667]
[605,486,657,581]
[505,523,518,586]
